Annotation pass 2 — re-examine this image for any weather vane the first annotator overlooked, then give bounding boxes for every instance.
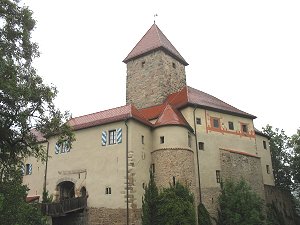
[154,14,158,24]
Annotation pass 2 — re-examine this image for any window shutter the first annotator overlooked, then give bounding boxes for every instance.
[65,141,71,152]
[55,143,60,154]
[28,164,32,175]
[117,128,122,144]
[102,131,107,146]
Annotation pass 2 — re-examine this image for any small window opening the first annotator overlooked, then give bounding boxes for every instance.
[141,61,145,67]
[105,187,111,195]
[263,140,267,149]
[160,136,164,144]
[216,170,221,183]
[266,165,270,174]
[188,133,192,148]
[213,118,220,128]
[228,121,234,130]
[196,118,201,125]
[172,62,176,68]
[241,124,248,133]
[142,135,144,144]
[173,176,176,186]
[142,183,145,189]
[151,164,155,174]
[198,142,204,150]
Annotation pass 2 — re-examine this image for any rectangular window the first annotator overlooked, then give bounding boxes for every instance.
[105,187,112,195]
[216,170,221,183]
[109,130,116,145]
[188,133,192,148]
[213,118,220,128]
[263,140,267,149]
[142,135,144,144]
[160,136,165,144]
[25,164,32,175]
[198,142,204,150]
[241,124,248,133]
[228,121,234,130]
[266,165,270,174]
[196,118,201,125]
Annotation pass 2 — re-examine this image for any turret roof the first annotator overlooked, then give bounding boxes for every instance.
[123,23,188,65]
[155,104,191,130]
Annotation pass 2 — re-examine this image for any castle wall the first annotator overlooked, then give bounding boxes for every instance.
[256,134,275,186]
[126,50,186,109]
[23,142,47,197]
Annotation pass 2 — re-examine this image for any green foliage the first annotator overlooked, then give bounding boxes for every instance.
[198,203,212,225]
[0,171,47,225]
[142,171,159,225]
[266,203,285,225]
[42,190,53,203]
[142,175,196,225]
[156,182,196,225]
[216,179,265,225]
[262,125,293,192]
[290,129,300,193]
[0,0,75,181]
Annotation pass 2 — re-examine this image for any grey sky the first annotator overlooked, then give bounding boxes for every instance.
[24,0,300,136]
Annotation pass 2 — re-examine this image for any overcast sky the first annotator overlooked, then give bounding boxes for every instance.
[23,0,300,136]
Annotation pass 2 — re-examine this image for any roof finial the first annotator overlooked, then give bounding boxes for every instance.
[154,14,158,24]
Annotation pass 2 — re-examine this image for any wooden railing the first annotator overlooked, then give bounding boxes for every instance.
[40,196,87,217]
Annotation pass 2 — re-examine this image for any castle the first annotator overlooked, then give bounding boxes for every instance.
[23,23,296,225]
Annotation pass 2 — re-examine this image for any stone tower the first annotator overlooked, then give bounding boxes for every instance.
[123,24,188,109]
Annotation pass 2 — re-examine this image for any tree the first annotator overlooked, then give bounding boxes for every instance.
[262,125,292,191]
[1,0,74,223]
[289,128,300,214]
[0,171,47,225]
[198,203,212,225]
[156,182,196,225]
[216,179,265,225]
[142,171,159,225]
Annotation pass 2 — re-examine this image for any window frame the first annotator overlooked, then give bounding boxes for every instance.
[212,118,220,128]
[241,124,248,133]
[196,117,201,125]
[228,121,234,130]
[198,142,204,150]
[105,187,112,195]
[108,130,116,145]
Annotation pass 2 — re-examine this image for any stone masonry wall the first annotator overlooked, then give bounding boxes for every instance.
[220,149,265,201]
[126,50,186,109]
[151,148,196,195]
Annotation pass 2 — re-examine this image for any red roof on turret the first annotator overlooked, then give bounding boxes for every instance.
[155,104,191,130]
[123,23,188,66]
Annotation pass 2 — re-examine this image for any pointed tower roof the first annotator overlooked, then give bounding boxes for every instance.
[123,24,188,66]
[155,104,192,130]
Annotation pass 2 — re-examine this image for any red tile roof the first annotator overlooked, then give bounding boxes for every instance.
[68,105,152,130]
[67,86,255,131]
[140,86,256,120]
[155,104,191,130]
[30,129,46,142]
[123,24,188,66]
